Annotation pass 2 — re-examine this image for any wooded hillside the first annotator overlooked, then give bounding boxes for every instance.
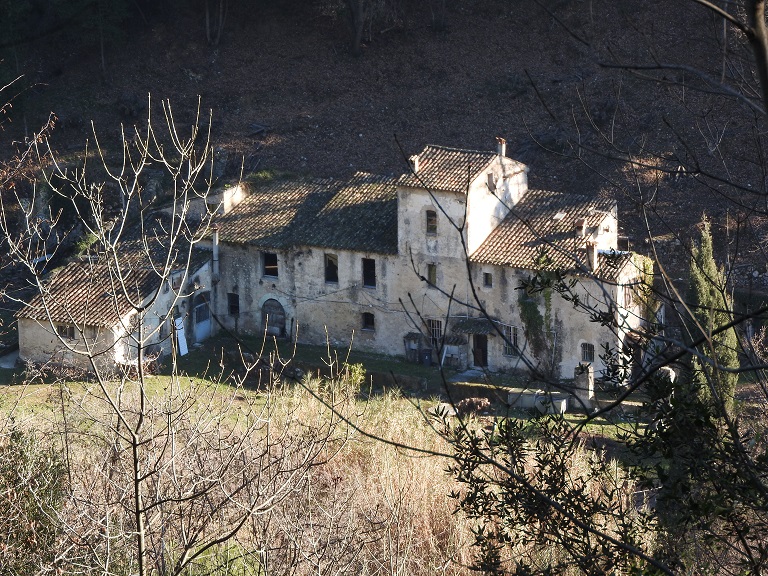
[0,0,761,277]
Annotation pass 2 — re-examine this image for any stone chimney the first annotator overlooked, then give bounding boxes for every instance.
[410,154,420,174]
[496,136,506,157]
[575,218,586,238]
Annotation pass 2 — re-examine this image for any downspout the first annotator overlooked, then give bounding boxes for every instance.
[212,225,220,281]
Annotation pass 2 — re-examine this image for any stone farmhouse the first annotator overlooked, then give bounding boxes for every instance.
[17,139,651,380]
[208,139,650,380]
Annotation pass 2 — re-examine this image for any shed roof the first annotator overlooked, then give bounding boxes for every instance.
[18,215,210,326]
[397,145,525,193]
[470,189,619,273]
[215,172,398,254]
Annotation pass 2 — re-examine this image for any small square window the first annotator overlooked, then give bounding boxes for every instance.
[57,324,75,340]
[171,272,183,291]
[228,293,240,316]
[581,343,595,363]
[325,253,339,283]
[362,258,376,288]
[263,252,279,277]
[427,263,437,287]
[362,312,375,331]
[426,210,437,235]
[483,272,493,287]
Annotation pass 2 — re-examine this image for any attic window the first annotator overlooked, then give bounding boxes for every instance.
[553,212,566,221]
[487,173,497,191]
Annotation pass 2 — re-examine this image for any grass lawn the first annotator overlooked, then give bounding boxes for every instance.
[0,332,650,447]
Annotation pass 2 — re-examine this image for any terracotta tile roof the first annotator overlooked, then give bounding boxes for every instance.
[19,263,160,326]
[594,251,636,283]
[309,172,398,253]
[397,145,524,193]
[18,215,211,326]
[470,189,619,273]
[216,172,398,254]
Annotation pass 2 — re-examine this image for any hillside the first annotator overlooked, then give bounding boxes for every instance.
[2,0,763,282]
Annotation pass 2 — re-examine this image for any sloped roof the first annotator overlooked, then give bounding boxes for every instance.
[19,263,161,327]
[594,251,636,283]
[470,189,618,272]
[216,172,398,254]
[18,215,210,326]
[397,145,525,193]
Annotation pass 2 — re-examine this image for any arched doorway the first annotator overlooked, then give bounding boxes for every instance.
[262,298,286,337]
[193,292,211,342]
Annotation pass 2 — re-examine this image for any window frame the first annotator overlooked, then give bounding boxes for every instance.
[426,209,437,235]
[262,252,279,278]
[362,258,376,288]
[57,324,75,340]
[581,342,595,363]
[426,318,442,350]
[325,253,339,283]
[502,324,519,356]
[483,272,493,288]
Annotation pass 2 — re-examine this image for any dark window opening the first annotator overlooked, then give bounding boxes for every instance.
[362,258,376,287]
[427,263,437,287]
[325,253,339,283]
[362,312,375,331]
[263,252,279,277]
[483,272,493,287]
[582,343,595,363]
[426,210,437,235]
[228,293,240,316]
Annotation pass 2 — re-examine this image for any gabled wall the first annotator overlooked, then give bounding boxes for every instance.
[465,157,527,255]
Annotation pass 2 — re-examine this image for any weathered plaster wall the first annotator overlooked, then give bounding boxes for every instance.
[18,317,119,371]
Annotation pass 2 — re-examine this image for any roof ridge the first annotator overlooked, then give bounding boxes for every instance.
[422,144,497,155]
[525,188,617,206]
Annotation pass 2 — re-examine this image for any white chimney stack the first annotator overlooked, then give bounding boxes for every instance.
[410,154,420,174]
[586,241,598,272]
[496,136,506,157]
